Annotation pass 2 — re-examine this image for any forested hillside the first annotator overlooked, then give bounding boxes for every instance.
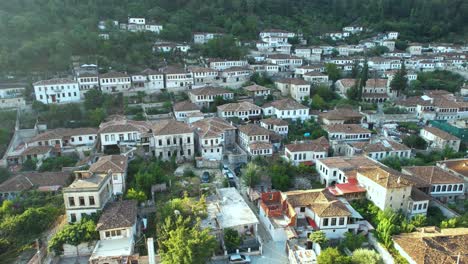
[0,0,467,73]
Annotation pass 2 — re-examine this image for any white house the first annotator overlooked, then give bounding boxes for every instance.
[275,78,310,102]
[98,116,152,152]
[91,200,138,264]
[303,72,329,84]
[315,156,377,186]
[217,101,261,121]
[266,54,303,71]
[219,67,252,88]
[34,78,80,104]
[26,127,98,151]
[207,59,248,71]
[193,32,224,44]
[243,84,271,98]
[99,72,131,93]
[238,124,273,157]
[161,66,194,91]
[76,74,99,95]
[324,124,371,142]
[262,99,310,121]
[284,137,329,166]
[260,118,289,136]
[63,170,114,223]
[188,66,219,87]
[344,139,411,161]
[173,100,202,123]
[141,68,165,91]
[89,155,128,195]
[151,119,195,162]
[420,126,461,152]
[188,86,234,107]
[191,117,236,161]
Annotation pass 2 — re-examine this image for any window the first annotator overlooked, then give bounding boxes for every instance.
[70,213,77,223]
[79,196,85,206]
[89,196,95,206]
[323,218,329,226]
[300,207,305,212]
[331,218,337,226]
[339,217,345,225]
[158,139,162,146]
[68,197,75,206]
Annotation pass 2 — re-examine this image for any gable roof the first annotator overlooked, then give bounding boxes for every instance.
[238,124,271,136]
[217,101,261,112]
[324,124,370,134]
[96,200,138,231]
[260,118,289,126]
[152,119,192,136]
[30,128,98,142]
[402,166,463,185]
[244,84,270,92]
[173,100,200,112]
[422,126,460,141]
[276,78,309,86]
[285,137,330,153]
[98,117,151,134]
[191,117,236,139]
[0,171,72,193]
[357,166,412,189]
[285,189,351,217]
[263,98,308,110]
[188,86,232,96]
[89,155,128,174]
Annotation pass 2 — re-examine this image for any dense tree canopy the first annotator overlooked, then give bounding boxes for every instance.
[1,0,467,74]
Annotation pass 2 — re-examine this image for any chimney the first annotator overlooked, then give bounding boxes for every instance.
[376,173,380,180]
[397,177,401,184]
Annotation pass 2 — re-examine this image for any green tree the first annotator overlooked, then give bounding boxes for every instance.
[341,232,366,251]
[88,108,107,126]
[411,214,427,227]
[223,228,241,252]
[48,218,99,255]
[311,94,327,110]
[126,188,147,203]
[39,156,78,172]
[309,231,328,246]
[201,35,246,59]
[325,63,342,82]
[351,248,383,264]
[390,64,408,96]
[159,216,216,264]
[402,135,427,149]
[84,89,105,110]
[21,158,37,171]
[318,247,351,264]
[270,163,291,191]
[361,61,369,84]
[242,163,261,187]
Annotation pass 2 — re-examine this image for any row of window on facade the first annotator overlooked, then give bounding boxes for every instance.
[158,149,191,157]
[104,133,138,142]
[431,184,464,193]
[69,195,95,207]
[101,78,130,83]
[158,137,191,146]
[39,92,77,100]
[37,85,77,91]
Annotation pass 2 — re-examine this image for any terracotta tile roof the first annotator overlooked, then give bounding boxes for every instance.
[33,78,77,86]
[173,100,200,112]
[21,146,53,156]
[357,166,412,188]
[365,78,388,88]
[319,108,362,121]
[336,78,356,88]
[393,228,468,264]
[249,142,273,150]
[30,128,98,142]
[285,189,351,217]
[96,200,138,231]
[160,66,188,74]
[324,124,370,134]
[222,66,251,72]
[0,171,72,193]
[437,158,468,177]
[286,137,329,152]
[141,68,162,75]
[304,72,327,77]
[402,166,463,185]
[99,71,129,78]
[350,139,410,153]
[152,119,193,136]
[260,118,288,126]
[263,98,308,110]
[395,96,432,107]
[89,155,128,174]
[410,188,431,202]
[422,127,460,141]
[187,66,217,73]
[188,86,232,96]
[244,84,270,92]
[98,118,151,134]
[217,101,261,112]
[191,117,235,139]
[276,78,309,86]
[238,124,271,136]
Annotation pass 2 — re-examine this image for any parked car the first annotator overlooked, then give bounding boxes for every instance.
[201,171,210,183]
[229,254,251,263]
[222,164,230,174]
[225,171,234,180]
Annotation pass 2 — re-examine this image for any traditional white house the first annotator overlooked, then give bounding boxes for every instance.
[34,78,80,104]
[238,124,273,157]
[243,84,271,98]
[217,101,261,121]
[161,66,194,91]
[275,78,310,102]
[188,86,234,107]
[344,139,411,161]
[26,127,98,151]
[98,116,152,152]
[89,155,128,195]
[193,32,224,44]
[284,137,330,166]
[173,100,202,123]
[151,120,195,161]
[324,124,371,143]
[402,166,465,203]
[191,117,236,161]
[266,54,303,71]
[407,44,423,55]
[219,67,252,88]
[99,72,131,93]
[315,156,377,186]
[207,59,248,71]
[303,72,329,84]
[90,200,138,264]
[153,42,190,53]
[63,170,114,223]
[262,99,310,121]
[420,126,461,152]
[335,78,357,96]
[260,118,289,136]
[258,189,360,241]
[188,66,219,87]
[141,69,164,91]
[76,74,99,95]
